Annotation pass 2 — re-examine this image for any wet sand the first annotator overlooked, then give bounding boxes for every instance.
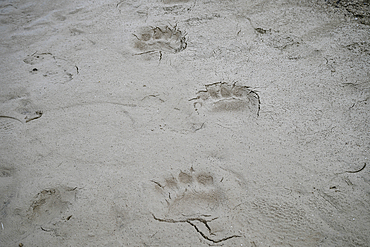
[0,0,369,246]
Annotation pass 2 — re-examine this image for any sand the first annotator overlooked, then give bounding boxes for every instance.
[0,0,369,246]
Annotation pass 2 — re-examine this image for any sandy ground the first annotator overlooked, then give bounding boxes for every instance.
[0,0,369,246]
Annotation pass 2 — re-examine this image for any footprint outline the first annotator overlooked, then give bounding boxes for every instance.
[133,24,187,54]
[189,82,261,116]
[150,168,241,243]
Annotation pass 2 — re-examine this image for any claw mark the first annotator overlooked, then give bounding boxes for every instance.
[346,163,366,173]
[151,180,163,188]
[246,17,270,34]
[40,226,53,232]
[25,111,43,123]
[194,122,205,131]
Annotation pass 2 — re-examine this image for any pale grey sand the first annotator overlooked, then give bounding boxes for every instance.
[0,0,369,246]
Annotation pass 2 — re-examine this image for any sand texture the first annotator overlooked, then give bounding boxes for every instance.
[0,0,369,246]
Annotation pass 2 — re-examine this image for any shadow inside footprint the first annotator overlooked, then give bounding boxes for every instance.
[167,171,223,218]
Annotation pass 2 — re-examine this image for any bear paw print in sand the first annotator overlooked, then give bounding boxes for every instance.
[190,82,260,116]
[133,25,187,54]
[150,168,241,244]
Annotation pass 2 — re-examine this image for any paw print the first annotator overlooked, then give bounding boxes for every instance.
[190,82,260,116]
[133,25,187,53]
[150,168,242,244]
